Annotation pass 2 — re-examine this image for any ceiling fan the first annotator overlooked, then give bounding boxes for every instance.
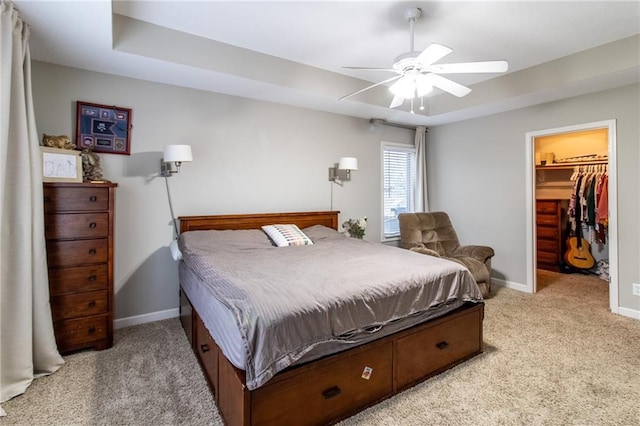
[339,8,509,112]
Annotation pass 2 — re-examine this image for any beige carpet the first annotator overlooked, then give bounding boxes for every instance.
[2,271,639,425]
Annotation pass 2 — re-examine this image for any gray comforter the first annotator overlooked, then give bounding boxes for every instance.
[179,225,483,390]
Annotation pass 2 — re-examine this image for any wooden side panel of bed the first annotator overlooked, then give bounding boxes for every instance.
[178,211,484,426]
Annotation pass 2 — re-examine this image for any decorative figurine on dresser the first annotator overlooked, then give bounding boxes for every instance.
[43,181,117,353]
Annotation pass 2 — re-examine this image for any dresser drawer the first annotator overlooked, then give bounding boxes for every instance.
[537,239,558,253]
[53,315,108,350]
[45,213,109,240]
[51,290,108,320]
[44,186,109,212]
[537,250,559,265]
[536,213,559,226]
[396,308,482,390]
[46,239,108,267]
[537,225,559,239]
[48,265,108,295]
[536,200,559,214]
[252,341,393,426]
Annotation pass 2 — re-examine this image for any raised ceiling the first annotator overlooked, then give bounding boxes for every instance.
[15,1,640,126]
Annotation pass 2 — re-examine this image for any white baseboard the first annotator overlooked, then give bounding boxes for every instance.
[492,277,529,293]
[114,308,179,329]
[617,306,640,320]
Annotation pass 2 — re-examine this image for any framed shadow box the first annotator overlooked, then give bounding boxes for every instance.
[76,101,132,155]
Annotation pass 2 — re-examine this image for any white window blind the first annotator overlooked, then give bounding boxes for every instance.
[382,144,416,239]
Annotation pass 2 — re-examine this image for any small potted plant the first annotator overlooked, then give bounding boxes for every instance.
[343,216,367,239]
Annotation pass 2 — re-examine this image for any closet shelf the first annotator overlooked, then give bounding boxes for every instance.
[536,160,608,170]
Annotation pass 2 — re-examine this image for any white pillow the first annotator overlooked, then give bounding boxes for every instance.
[262,224,314,247]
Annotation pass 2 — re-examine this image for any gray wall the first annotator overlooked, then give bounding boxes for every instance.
[32,61,413,321]
[31,60,639,319]
[427,84,640,312]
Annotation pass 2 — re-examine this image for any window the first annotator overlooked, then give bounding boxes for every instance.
[382,143,416,240]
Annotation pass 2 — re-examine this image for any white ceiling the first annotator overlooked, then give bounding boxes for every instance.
[15,1,640,126]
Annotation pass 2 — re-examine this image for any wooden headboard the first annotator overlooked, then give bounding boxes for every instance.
[179,211,340,233]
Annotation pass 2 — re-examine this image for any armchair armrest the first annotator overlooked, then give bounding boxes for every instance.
[410,247,441,257]
[453,245,495,263]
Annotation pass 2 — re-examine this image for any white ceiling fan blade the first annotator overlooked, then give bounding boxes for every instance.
[338,75,402,101]
[389,95,404,109]
[342,66,397,72]
[426,73,472,97]
[416,43,453,66]
[429,60,509,74]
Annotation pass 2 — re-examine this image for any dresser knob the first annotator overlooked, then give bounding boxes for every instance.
[89,196,97,202]
[436,341,449,350]
[88,301,96,308]
[88,326,96,334]
[88,248,97,255]
[89,222,97,228]
[200,344,210,353]
[88,275,97,281]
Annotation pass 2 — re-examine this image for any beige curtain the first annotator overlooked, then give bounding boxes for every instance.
[0,0,64,412]
[414,126,428,212]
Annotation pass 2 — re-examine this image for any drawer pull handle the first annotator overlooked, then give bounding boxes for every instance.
[88,275,97,281]
[88,301,96,308]
[200,344,210,353]
[436,341,449,350]
[89,222,97,228]
[89,196,98,202]
[322,386,341,400]
[88,248,97,255]
[88,326,96,334]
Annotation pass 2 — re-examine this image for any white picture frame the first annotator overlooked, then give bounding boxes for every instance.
[40,147,83,182]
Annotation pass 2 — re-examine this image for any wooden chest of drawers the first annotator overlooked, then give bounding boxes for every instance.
[44,182,117,353]
[536,199,564,272]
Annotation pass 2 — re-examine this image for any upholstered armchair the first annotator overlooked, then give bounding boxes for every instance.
[398,212,495,297]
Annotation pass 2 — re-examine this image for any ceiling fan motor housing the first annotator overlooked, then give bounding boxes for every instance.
[393,52,425,73]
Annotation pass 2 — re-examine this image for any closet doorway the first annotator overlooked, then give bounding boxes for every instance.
[525,120,618,313]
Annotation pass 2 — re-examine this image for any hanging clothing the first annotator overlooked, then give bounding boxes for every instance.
[567,165,608,245]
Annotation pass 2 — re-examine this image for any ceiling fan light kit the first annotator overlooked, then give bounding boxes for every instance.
[340,7,509,113]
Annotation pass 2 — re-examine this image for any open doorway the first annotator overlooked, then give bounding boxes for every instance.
[525,120,618,313]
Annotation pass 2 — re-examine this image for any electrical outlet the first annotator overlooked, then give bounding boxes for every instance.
[633,283,640,297]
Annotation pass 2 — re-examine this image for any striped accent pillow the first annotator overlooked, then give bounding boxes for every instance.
[262,224,314,247]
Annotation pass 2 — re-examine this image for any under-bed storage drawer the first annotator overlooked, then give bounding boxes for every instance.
[251,341,393,426]
[195,315,219,400]
[396,307,482,390]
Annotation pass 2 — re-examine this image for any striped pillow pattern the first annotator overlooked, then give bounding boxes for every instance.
[262,224,314,247]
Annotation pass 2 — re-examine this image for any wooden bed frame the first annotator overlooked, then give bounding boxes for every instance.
[178,211,484,426]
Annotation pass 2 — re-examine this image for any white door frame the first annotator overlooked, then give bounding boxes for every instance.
[525,119,619,313]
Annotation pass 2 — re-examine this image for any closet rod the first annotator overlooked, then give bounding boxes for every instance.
[369,118,425,131]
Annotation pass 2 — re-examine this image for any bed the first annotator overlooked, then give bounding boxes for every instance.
[178,211,484,425]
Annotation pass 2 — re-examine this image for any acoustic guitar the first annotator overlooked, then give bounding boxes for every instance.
[564,235,595,269]
[564,175,596,270]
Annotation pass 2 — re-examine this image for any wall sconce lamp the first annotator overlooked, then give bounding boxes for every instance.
[160,144,193,177]
[329,157,358,184]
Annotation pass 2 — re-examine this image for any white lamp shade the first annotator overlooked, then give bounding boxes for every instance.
[415,74,434,97]
[163,145,193,162]
[338,157,358,171]
[389,75,415,99]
